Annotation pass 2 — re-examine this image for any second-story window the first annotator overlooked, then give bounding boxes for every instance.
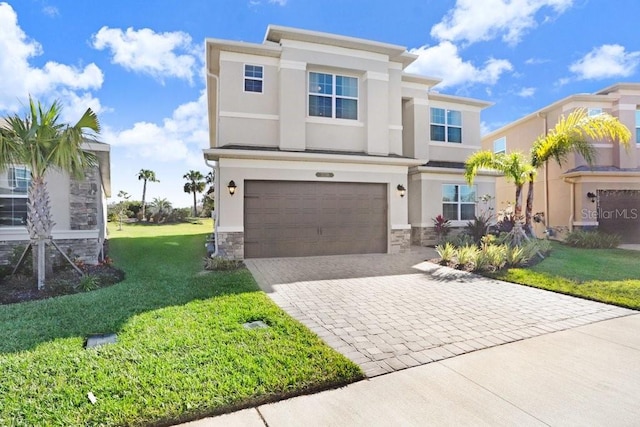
[588,107,603,116]
[493,136,506,154]
[636,109,640,144]
[244,65,263,93]
[431,108,462,143]
[308,72,358,120]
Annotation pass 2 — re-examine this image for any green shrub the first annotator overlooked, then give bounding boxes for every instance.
[465,213,491,245]
[565,229,620,249]
[436,242,457,265]
[457,245,479,270]
[483,244,507,271]
[445,233,476,248]
[76,275,100,292]
[505,245,528,267]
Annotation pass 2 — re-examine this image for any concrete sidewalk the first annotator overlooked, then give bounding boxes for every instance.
[181,314,640,426]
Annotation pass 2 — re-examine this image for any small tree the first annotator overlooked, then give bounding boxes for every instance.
[116,190,130,231]
[149,197,172,224]
[0,98,99,289]
[183,170,206,217]
[137,169,159,220]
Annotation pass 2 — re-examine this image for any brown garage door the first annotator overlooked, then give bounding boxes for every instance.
[244,181,387,258]
[598,190,640,243]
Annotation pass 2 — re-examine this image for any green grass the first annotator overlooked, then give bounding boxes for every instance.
[0,221,362,426]
[493,242,640,310]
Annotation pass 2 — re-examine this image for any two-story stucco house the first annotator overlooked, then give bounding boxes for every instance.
[482,83,640,242]
[0,141,111,266]
[204,25,495,259]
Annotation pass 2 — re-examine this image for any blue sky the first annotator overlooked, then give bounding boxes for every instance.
[2,0,640,207]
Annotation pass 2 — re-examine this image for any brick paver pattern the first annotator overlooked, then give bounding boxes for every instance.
[246,250,634,377]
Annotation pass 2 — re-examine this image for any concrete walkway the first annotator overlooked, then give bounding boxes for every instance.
[181,314,640,426]
[246,253,632,377]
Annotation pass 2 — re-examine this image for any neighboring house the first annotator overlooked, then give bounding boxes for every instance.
[482,83,640,242]
[204,25,495,259]
[0,141,111,266]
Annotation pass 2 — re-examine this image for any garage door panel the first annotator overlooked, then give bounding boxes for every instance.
[598,190,640,243]
[244,181,387,258]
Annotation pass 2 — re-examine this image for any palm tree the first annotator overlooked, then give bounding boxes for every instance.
[137,169,159,220]
[149,197,172,223]
[0,98,99,289]
[183,170,206,217]
[465,151,535,220]
[525,109,631,233]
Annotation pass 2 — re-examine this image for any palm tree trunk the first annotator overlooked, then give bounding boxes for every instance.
[141,180,147,220]
[524,175,535,235]
[27,177,55,290]
[192,191,197,217]
[514,184,523,220]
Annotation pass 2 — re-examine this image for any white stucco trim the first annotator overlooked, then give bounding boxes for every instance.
[391,224,411,230]
[364,71,389,82]
[216,226,244,233]
[0,229,99,242]
[206,148,423,167]
[220,51,280,66]
[388,125,403,131]
[389,62,403,70]
[279,59,307,70]
[305,116,365,127]
[278,39,389,63]
[220,111,280,120]
[429,141,479,150]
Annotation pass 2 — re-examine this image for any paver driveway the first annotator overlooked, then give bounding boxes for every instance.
[245,248,634,377]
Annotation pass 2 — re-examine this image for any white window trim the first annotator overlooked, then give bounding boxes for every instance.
[430,108,462,143]
[493,136,506,154]
[1,165,31,228]
[307,71,359,121]
[441,183,477,222]
[243,64,264,94]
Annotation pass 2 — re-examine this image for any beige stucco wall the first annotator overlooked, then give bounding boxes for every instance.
[216,158,410,250]
[408,170,496,228]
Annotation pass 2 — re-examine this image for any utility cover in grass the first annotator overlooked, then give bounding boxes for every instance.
[242,320,269,330]
[85,333,117,348]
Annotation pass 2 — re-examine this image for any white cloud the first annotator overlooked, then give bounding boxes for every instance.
[517,86,536,97]
[431,0,573,46]
[525,57,549,65]
[269,0,288,4]
[569,44,640,80]
[0,2,103,112]
[103,91,208,167]
[42,6,59,17]
[407,41,512,88]
[92,26,199,84]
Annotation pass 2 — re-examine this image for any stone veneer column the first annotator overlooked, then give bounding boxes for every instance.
[216,231,244,260]
[69,166,99,230]
[390,229,410,253]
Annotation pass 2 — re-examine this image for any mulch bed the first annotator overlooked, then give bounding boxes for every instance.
[0,263,125,305]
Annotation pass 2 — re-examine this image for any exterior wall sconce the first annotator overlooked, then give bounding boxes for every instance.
[227,180,237,196]
[586,191,596,203]
[397,184,406,197]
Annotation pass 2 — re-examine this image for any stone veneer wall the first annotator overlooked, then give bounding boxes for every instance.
[411,226,465,246]
[216,231,244,260]
[390,229,410,253]
[0,238,100,267]
[0,166,103,266]
[70,167,100,230]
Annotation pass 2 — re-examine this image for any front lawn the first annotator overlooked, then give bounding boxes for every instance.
[493,241,640,310]
[0,220,362,426]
